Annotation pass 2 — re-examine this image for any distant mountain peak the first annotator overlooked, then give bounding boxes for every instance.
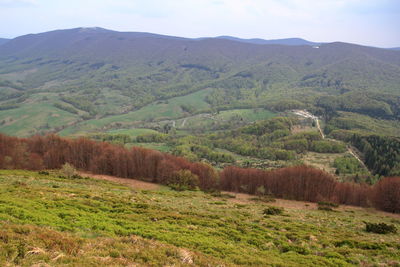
[214,36,321,46]
[77,27,110,33]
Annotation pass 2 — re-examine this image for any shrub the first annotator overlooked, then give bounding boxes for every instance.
[61,163,77,178]
[168,170,199,191]
[255,185,266,196]
[109,250,120,258]
[364,222,397,234]
[71,174,84,179]
[317,201,339,211]
[263,206,284,215]
[318,206,334,211]
[280,245,309,255]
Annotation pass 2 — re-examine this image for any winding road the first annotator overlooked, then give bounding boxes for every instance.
[292,109,369,172]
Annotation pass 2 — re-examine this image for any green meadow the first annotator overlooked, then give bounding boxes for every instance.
[0,170,399,266]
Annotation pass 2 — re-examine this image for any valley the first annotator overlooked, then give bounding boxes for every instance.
[0,28,399,139]
[0,27,399,266]
[0,29,399,181]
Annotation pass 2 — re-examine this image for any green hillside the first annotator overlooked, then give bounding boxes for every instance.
[0,28,399,136]
[1,170,399,266]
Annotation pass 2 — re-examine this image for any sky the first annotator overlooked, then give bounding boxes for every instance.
[0,0,399,48]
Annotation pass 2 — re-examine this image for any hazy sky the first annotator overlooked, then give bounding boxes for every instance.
[0,0,399,47]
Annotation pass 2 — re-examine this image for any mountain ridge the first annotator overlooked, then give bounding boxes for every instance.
[214,36,320,46]
[0,27,399,137]
[3,27,399,49]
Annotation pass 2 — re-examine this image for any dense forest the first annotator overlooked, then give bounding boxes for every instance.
[350,134,400,176]
[0,133,399,213]
[316,92,400,120]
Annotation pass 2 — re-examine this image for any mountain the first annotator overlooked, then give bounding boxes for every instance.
[0,38,9,46]
[0,27,399,136]
[390,47,400,51]
[215,36,320,46]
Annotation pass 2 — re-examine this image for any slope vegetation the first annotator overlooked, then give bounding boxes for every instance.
[0,170,399,266]
[0,28,399,136]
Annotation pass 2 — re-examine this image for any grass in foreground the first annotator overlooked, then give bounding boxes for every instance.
[0,170,399,266]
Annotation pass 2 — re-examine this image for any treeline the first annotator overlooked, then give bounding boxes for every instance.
[0,134,218,191]
[53,103,79,114]
[90,133,132,144]
[61,96,96,116]
[136,133,169,143]
[316,93,399,120]
[220,166,370,207]
[328,130,400,177]
[0,79,25,91]
[172,143,235,164]
[350,134,400,176]
[89,132,167,144]
[0,134,399,213]
[220,166,400,213]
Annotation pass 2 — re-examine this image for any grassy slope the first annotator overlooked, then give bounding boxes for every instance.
[0,223,225,266]
[0,170,399,266]
[0,101,77,136]
[58,89,213,136]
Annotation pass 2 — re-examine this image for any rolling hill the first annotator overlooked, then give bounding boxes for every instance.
[0,27,399,136]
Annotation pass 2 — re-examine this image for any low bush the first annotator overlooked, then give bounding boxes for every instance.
[61,163,77,178]
[318,206,334,212]
[168,169,199,191]
[364,222,397,234]
[263,206,284,215]
[318,201,339,211]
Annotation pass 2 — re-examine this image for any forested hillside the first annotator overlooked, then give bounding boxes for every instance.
[0,28,399,136]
